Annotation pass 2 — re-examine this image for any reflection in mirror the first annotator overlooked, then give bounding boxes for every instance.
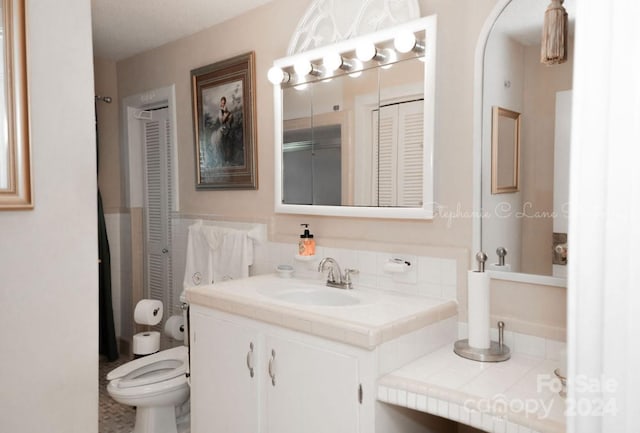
[361,57,424,207]
[480,0,574,279]
[271,15,436,219]
[283,57,426,207]
[491,106,520,194]
[0,0,31,209]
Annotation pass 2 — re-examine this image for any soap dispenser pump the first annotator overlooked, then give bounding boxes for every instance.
[298,224,315,256]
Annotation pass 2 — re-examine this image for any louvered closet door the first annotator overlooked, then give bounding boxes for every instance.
[372,106,398,206]
[373,100,424,206]
[143,107,174,322]
[397,100,424,207]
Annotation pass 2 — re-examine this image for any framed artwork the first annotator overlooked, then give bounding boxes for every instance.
[491,106,521,194]
[0,0,32,209]
[191,52,258,189]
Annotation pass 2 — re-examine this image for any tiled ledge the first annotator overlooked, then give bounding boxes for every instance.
[377,345,566,433]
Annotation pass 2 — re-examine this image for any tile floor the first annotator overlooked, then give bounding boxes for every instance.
[99,355,135,433]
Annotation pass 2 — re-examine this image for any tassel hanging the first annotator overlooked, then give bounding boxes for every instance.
[540,0,568,65]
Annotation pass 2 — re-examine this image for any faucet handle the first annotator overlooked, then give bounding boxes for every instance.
[343,268,359,284]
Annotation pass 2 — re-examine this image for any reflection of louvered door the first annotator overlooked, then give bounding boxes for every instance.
[372,100,424,206]
[143,107,174,326]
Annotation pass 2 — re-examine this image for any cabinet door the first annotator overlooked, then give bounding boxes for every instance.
[190,311,261,433]
[264,335,360,433]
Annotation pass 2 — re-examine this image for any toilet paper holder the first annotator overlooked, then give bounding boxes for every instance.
[383,257,412,273]
[454,320,511,362]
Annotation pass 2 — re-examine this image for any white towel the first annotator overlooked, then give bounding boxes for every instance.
[183,222,254,288]
[211,229,253,282]
[199,224,226,252]
[183,221,214,289]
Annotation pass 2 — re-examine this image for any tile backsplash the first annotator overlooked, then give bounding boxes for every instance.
[171,217,459,303]
[252,241,458,302]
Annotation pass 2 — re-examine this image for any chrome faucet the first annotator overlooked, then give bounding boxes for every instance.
[317,257,358,290]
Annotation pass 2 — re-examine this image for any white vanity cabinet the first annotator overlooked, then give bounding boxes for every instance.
[189,309,261,432]
[189,306,364,433]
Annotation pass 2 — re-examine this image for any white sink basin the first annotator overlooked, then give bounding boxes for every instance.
[257,280,363,307]
[272,288,360,306]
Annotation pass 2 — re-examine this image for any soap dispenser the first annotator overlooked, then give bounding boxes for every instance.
[298,224,315,256]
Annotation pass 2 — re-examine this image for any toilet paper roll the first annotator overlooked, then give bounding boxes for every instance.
[134,299,163,326]
[164,315,185,341]
[467,270,491,349]
[133,331,160,355]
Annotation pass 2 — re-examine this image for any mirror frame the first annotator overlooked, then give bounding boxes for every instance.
[472,0,566,287]
[0,0,31,210]
[271,15,437,219]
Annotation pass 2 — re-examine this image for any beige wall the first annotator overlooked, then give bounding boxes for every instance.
[106,0,499,251]
[0,0,98,431]
[520,42,573,275]
[94,57,122,212]
[94,0,566,340]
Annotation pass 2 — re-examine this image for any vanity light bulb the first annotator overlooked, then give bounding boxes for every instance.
[355,41,377,62]
[267,66,286,84]
[293,59,312,76]
[323,52,343,72]
[394,31,417,53]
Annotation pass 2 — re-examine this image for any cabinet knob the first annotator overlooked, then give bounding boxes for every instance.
[268,349,276,386]
[246,342,254,378]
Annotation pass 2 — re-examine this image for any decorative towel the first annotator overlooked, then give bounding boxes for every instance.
[183,221,214,288]
[206,229,251,282]
[183,222,254,288]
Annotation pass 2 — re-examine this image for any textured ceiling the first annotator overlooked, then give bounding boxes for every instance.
[91,0,274,61]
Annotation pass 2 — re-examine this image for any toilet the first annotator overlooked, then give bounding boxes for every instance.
[106,297,190,433]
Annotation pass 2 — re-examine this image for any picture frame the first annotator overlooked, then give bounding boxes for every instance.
[191,52,258,190]
[491,106,521,194]
[0,0,32,210]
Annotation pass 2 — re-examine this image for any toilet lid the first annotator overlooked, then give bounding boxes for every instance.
[107,346,188,388]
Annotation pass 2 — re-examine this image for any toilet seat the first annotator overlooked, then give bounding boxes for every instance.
[108,373,188,401]
[107,346,188,389]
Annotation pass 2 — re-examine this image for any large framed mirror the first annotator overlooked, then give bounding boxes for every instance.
[270,15,437,219]
[0,0,31,210]
[474,0,575,285]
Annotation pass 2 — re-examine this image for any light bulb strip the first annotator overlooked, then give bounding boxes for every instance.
[270,30,426,86]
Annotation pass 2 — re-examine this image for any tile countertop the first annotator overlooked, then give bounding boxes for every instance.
[186,273,457,350]
[378,345,566,433]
